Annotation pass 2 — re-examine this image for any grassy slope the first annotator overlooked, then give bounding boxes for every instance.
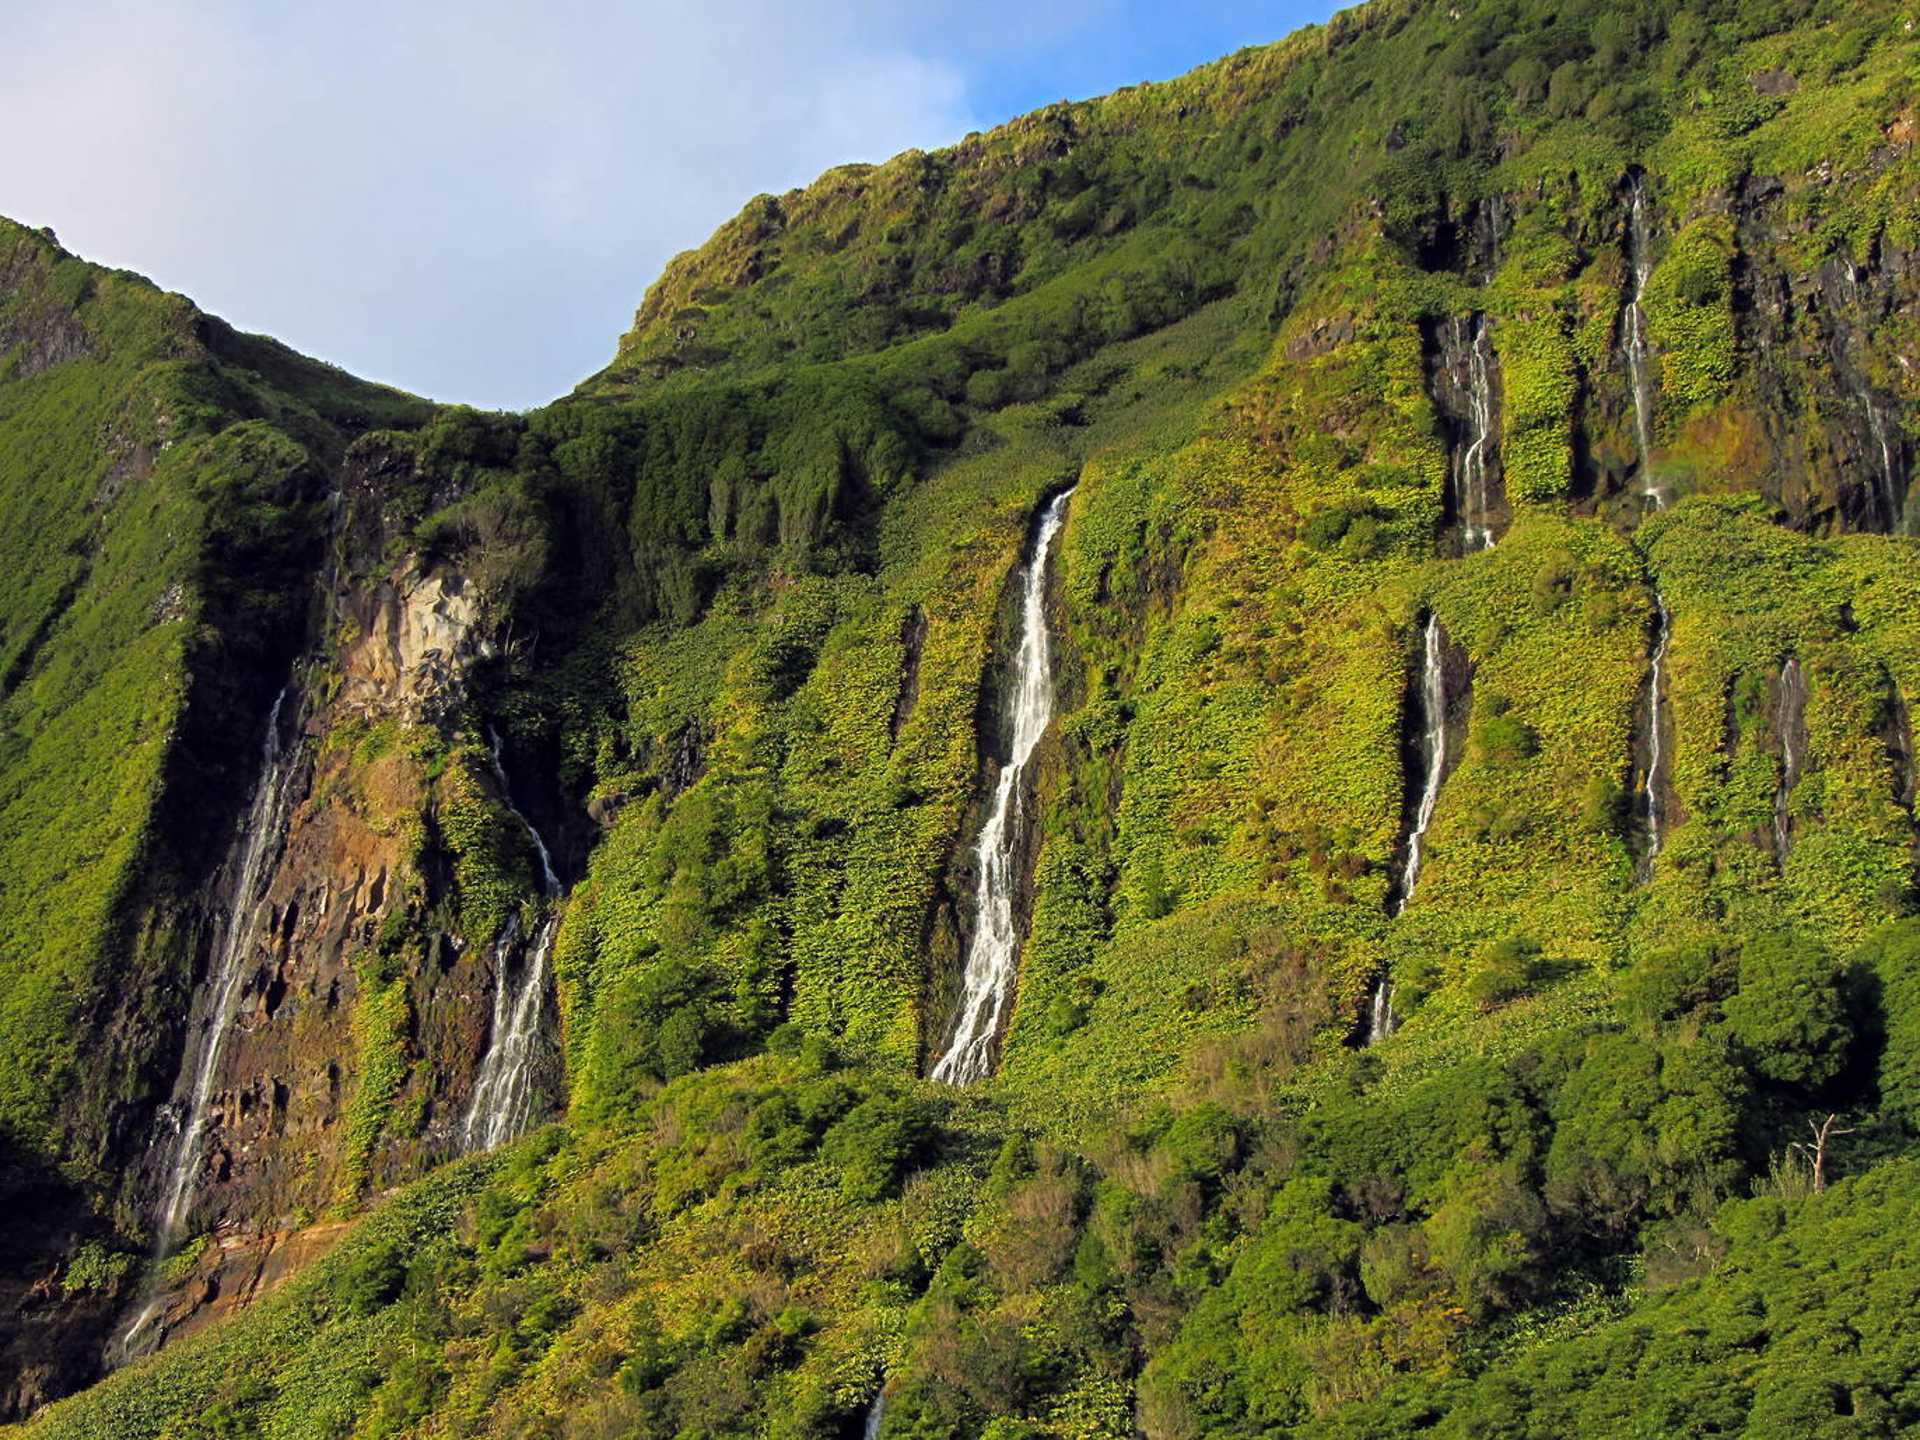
[17,0,1920,1436]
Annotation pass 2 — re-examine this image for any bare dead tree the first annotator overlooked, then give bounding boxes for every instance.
[1790,1113,1857,1192]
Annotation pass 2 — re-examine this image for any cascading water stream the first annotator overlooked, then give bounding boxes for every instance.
[1393,615,1449,916]
[1456,315,1498,552]
[864,1388,888,1440]
[931,488,1073,1086]
[1774,657,1808,862]
[1623,174,1660,505]
[1867,399,1906,533]
[159,685,304,1240]
[1622,173,1678,876]
[1641,597,1672,864]
[116,684,307,1362]
[463,731,563,1152]
[1842,261,1908,533]
[1367,979,1398,1045]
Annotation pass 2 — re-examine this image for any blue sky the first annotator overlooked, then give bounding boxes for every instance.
[0,2,1337,409]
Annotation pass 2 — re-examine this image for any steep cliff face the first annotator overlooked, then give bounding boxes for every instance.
[11,1,1920,1436]
[0,217,442,1414]
[100,428,574,1366]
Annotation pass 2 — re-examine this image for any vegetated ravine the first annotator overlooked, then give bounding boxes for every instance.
[7,2,1920,1437]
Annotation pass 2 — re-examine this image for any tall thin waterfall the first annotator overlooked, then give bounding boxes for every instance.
[116,684,306,1363]
[1641,597,1672,863]
[158,685,304,1240]
[1623,174,1660,501]
[1394,615,1449,916]
[1455,315,1498,552]
[463,732,562,1151]
[864,1388,888,1440]
[931,488,1073,1086]
[1867,399,1906,533]
[1774,658,1808,862]
[1624,175,1675,875]
[1842,261,1909,533]
[1367,979,1398,1045]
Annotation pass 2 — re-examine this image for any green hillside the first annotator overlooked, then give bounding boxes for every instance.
[9,0,1920,1435]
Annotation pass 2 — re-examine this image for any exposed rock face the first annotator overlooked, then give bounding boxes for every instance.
[121,1222,351,1356]
[0,246,98,379]
[153,561,497,1224]
[109,509,514,1363]
[1731,185,1915,533]
[335,565,492,723]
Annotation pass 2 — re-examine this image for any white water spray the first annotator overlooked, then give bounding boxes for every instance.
[1394,615,1449,916]
[1624,175,1660,504]
[463,732,562,1151]
[111,1295,170,1367]
[1642,598,1672,863]
[1867,400,1906,533]
[932,489,1073,1086]
[1623,175,1677,876]
[1367,979,1398,1045]
[158,686,303,1240]
[1456,315,1498,552]
[118,685,305,1363]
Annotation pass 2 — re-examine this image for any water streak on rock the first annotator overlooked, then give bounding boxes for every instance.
[1623,173,1661,503]
[463,732,562,1151]
[1641,596,1673,869]
[159,685,304,1240]
[1367,979,1398,1045]
[1393,614,1449,915]
[1774,657,1808,863]
[932,489,1073,1086]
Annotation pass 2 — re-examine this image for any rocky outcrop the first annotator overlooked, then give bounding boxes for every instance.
[117,1221,350,1358]
[1729,182,1914,533]
[335,565,492,723]
[150,554,500,1221]
[0,230,100,380]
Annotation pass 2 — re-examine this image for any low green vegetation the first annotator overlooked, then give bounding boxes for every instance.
[11,0,1920,1434]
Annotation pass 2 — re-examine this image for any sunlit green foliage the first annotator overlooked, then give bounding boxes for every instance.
[14,0,1920,1434]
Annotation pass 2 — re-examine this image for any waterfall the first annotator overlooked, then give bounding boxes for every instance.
[1774,658,1808,862]
[463,731,562,1151]
[1457,316,1498,552]
[1367,979,1398,1044]
[931,488,1073,1086]
[1866,398,1907,533]
[157,685,304,1241]
[109,1295,170,1367]
[1839,260,1908,533]
[1622,176,1675,875]
[1641,596,1672,864]
[864,1388,887,1440]
[1425,314,1502,552]
[116,683,306,1363]
[1393,615,1449,915]
[1623,174,1660,505]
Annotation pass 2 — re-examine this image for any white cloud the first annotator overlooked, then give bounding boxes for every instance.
[0,1,991,407]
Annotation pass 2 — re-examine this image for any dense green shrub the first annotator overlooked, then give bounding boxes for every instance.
[582,957,731,1113]
[818,1092,939,1202]
[1722,931,1851,1089]
[1467,935,1543,1009]
[1858,921,1920,1129]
